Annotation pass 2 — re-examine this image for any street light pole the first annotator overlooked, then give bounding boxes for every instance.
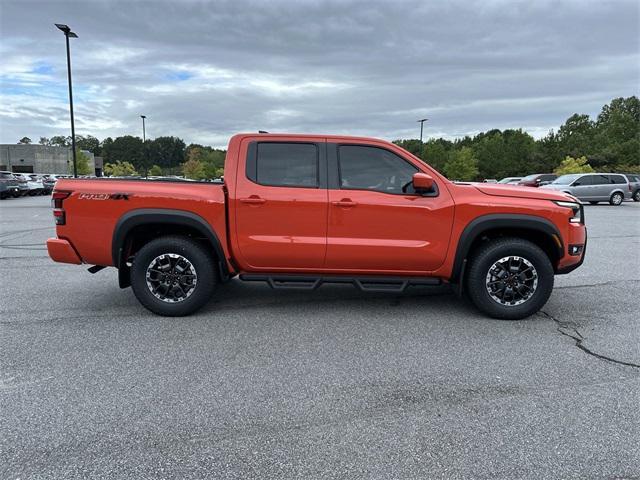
[141,115,146,142]
[55,24,79,178]
[417,118,428,159]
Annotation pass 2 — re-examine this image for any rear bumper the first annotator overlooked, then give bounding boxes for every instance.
[47,238,82,264]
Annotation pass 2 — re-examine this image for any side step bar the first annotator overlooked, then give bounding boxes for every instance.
[239,274,441,293]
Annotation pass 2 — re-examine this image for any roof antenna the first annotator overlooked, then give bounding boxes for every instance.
[258,130,269,134]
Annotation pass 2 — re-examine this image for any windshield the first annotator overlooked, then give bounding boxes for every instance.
[520,174,539,181]
[552,174,581,185]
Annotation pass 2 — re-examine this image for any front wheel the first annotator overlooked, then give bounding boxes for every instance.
[130,235,217,316]
[633,190,640,202]
[609,192,624,206]
[466,238,554,320]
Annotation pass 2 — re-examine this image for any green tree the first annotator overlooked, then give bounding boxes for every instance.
[69,149,92,175]
[148,136,186,170]
[102,135,145,171]
[554,156,595,175]
[422,138,452,172]
[392,139,424,158]
[39,137,51,145]
[444,147,478,181]
[103,161,138,177]
[49,135,70,147]
[148,164,163,176]
[182,158,206,180]
[18,136,32,144]
[75,135,101,155]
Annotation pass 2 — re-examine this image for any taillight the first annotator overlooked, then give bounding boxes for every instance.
[52,190,71,225]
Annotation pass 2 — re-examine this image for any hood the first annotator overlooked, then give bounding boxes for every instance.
[473,183,572,202]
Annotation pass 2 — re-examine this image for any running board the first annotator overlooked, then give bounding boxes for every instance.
[239,274,441,293]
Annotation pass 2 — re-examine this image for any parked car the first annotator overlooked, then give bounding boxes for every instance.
[33,174,55,194]
[0,171,20,199]
[12,174,29,197]
[498,177,522,184]
[518,174,557,187]
[622,173,640,202]
[482,179,498,183]
[541,173,631,205]
[13,173,44,196]
[47,133,586,320]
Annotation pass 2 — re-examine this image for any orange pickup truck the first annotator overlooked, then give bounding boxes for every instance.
[47,133,586,319]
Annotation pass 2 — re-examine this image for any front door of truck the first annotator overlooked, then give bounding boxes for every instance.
[233,138,328,270]
[325,142,454,273]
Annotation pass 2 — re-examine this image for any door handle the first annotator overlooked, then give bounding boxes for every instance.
[331,199,357,207]
[239,196,266,204]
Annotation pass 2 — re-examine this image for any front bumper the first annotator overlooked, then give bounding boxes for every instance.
[556,228,587,274]
[47,238,82,264]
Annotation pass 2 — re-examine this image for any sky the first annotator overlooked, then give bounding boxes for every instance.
[1,0,638,148]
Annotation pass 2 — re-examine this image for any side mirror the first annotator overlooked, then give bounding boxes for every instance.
[535,178,541,183]
[412,172,434,192]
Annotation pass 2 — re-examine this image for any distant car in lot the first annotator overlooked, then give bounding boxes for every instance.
[622,173,640,202]
[0,171,21,199]
[482,179,498,183]
[498,177,522,184]
[11,174,29,197]
[518,174,557,187]
[32,174,55,194]
[541,173,631,205]
[13,173,44,196]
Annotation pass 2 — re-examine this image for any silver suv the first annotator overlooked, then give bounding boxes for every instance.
[541,173,631,205]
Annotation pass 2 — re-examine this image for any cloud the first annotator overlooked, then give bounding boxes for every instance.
[0,0,638,147]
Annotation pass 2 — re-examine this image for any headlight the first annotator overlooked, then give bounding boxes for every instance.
[553,200,583,224]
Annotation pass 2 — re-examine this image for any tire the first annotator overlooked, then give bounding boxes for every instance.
[633,190,640,202]
[609,192,624,206]
[465,237,554,320]
[130,235,217,316]
[589,201,598,205]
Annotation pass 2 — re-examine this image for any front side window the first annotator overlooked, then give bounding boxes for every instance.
[573,175,594,186]
[338,145,418,194]
[254,142,318,187]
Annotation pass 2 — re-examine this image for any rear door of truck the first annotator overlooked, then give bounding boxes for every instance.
[232,136,328,270]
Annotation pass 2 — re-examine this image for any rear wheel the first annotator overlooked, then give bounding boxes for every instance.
[130,235,217,316]
[466,238,554,320]
[609,192,624,206]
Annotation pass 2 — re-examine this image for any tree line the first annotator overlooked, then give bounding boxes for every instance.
[17,95,638,180]
[394,96,639,180]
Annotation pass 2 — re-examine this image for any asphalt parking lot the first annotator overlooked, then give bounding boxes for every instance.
[1,195,639,479]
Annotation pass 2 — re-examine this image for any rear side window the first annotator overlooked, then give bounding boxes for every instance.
[589,175,609,185]
[609,175,626,184]
[338,145,418,194]
[252,142,318,187]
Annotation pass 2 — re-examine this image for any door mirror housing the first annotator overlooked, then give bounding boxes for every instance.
[412,172,434,192]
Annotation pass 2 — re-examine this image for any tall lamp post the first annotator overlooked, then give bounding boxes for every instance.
[140,115,148,177]
[55,23,79,178]
[417,118,428,159]
[140,115,146,142]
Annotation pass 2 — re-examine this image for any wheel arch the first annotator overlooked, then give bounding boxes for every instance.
[112,209,229,287]
[450,214,564,283]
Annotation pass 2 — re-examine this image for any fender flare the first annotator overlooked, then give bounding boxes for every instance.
[112,208,229,279]
[450,214,564,282]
